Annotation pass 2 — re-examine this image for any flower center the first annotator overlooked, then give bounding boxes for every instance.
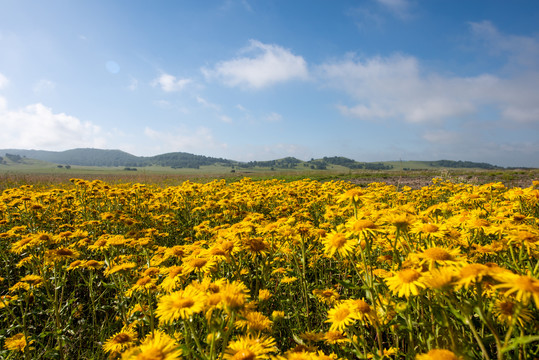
[232,349,256,360]
[424,248,452,261]
[398,269,420,283]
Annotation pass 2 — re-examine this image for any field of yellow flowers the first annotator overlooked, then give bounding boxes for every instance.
[1,177,538,360]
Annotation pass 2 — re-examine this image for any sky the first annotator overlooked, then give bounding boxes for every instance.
[1,0,539,167]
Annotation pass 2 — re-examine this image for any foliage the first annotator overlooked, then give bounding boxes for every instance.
[0,177,538,359]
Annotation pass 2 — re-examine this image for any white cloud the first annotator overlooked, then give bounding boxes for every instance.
[0,103,104,150]
[152,73,192,92]
[202,40,308,89]
[319,52,539,124]
[32,79,56,94]
[143,126,227,154]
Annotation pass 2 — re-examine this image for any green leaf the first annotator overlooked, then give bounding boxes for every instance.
[502,335,539,353]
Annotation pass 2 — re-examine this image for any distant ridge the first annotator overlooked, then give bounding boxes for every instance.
[0,148,507,170]
[0,148,233,168]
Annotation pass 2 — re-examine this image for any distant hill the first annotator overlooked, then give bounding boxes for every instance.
[0,148,234,169]
[0,148,507,170]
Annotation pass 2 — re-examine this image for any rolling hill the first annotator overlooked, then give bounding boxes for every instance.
[0,148,508,170]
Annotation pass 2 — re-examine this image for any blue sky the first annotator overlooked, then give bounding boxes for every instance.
[1,0,538,167]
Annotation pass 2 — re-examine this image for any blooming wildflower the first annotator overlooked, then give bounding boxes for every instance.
[271,311,285,320]
[125,276,157,297]
[10,236,37,254]
[20,274,44,287]
[235,311,273,333]
[104,262,137,277]
[121,330,182,360]
[324,331,350,345]
[103,327,138,353]
[492,298,533,327]
[223,334,278,360]
[313,288,340,305]
[494,272,539,307]
[412,246,462,270]
[220,280,250,312]
[45,247,80,262]
[455,263,491,289]
[9,282,30,292]
[0,295,18,308]
[424,267,457,291]
[416,349,462,360]
[326,301,360,331]
[299,331,325,343]
[322,228,356,258]
[258,289,272,301]
[160,266,184,292]
[385,268,425,298]
[3,333,32,352]
[281,276,298,284]
[183,256,217,275]
[155,285,206,323]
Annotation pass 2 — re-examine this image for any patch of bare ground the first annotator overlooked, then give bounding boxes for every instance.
[347,169,539,189]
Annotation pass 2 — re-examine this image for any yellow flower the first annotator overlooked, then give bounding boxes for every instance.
[412,246,462,270]
[235,311,273,333]
[223,334,278,360]
[155,285,206,323]
[271,311,285,320]
[258,289,272,301]
[125,276,157,297]
[323,331,350,345]
[103,327,138,353]
[4,333,32,352]
[182,255,217,275]
[313,288,340,305]
[455,263,491,290]
[104,262,137,277]
[281,276,298,284]
[20,274,44,287]
[326,301,360,331]
[322,227,356,258]
[494,272,539,307]
[121,330,182,360]
[385,268,425,298]
[492,298,533,327]
[416,349,462,360]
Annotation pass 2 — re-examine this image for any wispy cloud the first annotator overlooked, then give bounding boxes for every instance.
[196,96,221,111]
[32,79,56,94]
[0,73,8,89]
[264,112,282,122]
[202,40,308,89]
[375,0,414,19]
[128,76,138,91]
[152,73,192,92]
[469,20,539,70]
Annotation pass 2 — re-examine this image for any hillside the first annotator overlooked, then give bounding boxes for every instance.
[0,148,510,170]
